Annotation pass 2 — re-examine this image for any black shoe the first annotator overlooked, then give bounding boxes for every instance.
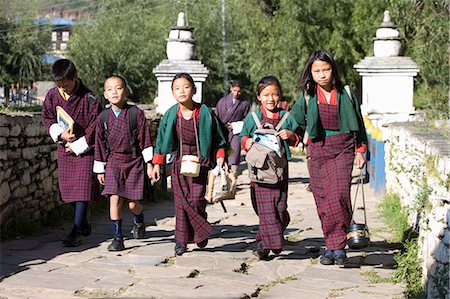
[197,239,208,248]
[272,249,282,255]
[80,224,91,237]
[132,222,145,239]
[253,246,270,260]
[319,250,335,265]
[108,238,125,251]
[334,250,348,265]
[62,229,82,247]
[175,243,187,256]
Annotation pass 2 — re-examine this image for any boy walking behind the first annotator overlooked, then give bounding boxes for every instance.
[41,59,102,247]
[94,76,154,251]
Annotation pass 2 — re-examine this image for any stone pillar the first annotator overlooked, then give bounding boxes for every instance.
[153,12,209,115]
[354,11,420,126]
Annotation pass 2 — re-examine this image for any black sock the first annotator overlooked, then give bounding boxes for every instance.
[133,212,144,224]
[111,219,123,240]
[71,201,89,231]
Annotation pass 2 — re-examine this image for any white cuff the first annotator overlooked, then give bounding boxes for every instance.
[231,121,244,135]
[142,146,154,163]
[93,160,106,173]
[49,123,65,142]
[69,136,89,156]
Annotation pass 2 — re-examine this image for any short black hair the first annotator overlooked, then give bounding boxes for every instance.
[51,59,77,81]
[231,79,243,88]
[106,75,127,88]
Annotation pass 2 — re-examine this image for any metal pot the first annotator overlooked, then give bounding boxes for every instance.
[346,223,370,249]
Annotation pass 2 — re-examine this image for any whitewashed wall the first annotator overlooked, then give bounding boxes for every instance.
[384,121,449,298]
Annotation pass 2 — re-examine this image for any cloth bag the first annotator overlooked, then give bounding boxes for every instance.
[347,170,370,249]
[179,116,201,177]
[205,167,237,203]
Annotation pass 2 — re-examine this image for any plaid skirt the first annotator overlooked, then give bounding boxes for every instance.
[171,161,212,245]
[309,133,354,250]
[251,166,289,250]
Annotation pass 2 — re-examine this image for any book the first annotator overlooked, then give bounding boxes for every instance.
[253,132,282,157]
[56,106,74,134]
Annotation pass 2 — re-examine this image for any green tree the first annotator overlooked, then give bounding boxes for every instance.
[68,0,175,103]
[0,2,50,104]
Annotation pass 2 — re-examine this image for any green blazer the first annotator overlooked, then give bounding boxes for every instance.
[240,107,299,161]
[154,103,226,160]
[290,86,367,146]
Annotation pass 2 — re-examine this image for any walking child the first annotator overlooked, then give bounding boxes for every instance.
[41,59,102,247]
[240,76,300,260]
[152,73,227,256]
[291,49,367,265]
[94,75,154,251]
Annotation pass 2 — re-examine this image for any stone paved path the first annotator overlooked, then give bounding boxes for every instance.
[0,155,405,298]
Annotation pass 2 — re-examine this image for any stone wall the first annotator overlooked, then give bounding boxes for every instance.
[0,109,161,228]
[384,121,449,298]
[0,112,59,227]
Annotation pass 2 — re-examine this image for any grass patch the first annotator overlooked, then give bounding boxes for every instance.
[378,192,424,297]
[157,257,175,267]
[260,275,299,292]
[393,240,425,298]
[0,104,43,113]
[361,269,393,284]
[233,262,249,274]
[378,193,409,243]
[187,269,200,278]
[285,233,302,244]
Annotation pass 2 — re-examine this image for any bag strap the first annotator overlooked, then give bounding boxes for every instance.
[251,110,290,131]
[178,113,200,159]
[100,107,111,157]
[302,91,310,146]
[251,111,262,129]
[344,85,351,99]
[100,105,139,158]
[350,169,369,230]
[275,111,290,131]
[128,105,139,159]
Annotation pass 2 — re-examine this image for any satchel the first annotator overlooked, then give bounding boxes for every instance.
[179,116,201,177]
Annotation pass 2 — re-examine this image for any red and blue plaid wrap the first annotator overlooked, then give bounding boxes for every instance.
[171,116,213,245]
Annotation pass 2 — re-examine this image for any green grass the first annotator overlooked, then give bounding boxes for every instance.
[393,240,425,298]
[378,193,409,243]
[0,104,43,113]
[378,192,425,297]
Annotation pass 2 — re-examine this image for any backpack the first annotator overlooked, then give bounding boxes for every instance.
[245,111,290,184]
[99,104,139,158]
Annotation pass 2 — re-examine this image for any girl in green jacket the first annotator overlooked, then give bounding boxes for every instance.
[291,49,367,266]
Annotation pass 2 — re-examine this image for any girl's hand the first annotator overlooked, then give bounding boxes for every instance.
[216,157,225,169]
[245,138,254,151]
[152,164,161,182]
[64,142,74,154]
[97,173,105,185]
[278,129,294,141]
[61,129,75,143]
[355,153,366,169]
[146,163,154,179]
